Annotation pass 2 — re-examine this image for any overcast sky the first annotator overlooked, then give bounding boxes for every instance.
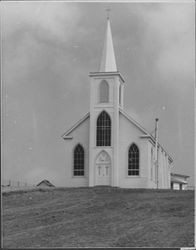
[2,1,195,186]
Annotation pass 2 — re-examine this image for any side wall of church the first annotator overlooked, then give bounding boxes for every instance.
[118,115,172,189]
[147,141,172,189]
[118,113,149,188]
[159,148,172,189]
[63,118,90,187]
[147,141,157,189]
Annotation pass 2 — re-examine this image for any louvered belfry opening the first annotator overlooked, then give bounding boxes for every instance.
[100,80,109,103]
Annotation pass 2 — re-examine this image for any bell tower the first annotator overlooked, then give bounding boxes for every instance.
[88,15,125,187]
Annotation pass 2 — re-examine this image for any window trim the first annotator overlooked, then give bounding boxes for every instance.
[127,143,140,177]
[96,111,111,147]
[72,144,85,177]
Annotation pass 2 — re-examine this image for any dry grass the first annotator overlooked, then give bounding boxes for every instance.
[2,187,194,248]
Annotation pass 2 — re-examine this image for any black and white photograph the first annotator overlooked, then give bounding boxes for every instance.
[1,0,195,248]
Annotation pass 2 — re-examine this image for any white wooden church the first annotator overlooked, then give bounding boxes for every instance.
[62,17,173,188]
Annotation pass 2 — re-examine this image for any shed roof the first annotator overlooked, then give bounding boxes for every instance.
[171,173,189,178]
[171,176,188,184]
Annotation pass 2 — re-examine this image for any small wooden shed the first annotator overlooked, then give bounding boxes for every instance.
[36,180,55,188]
[171,173,189,190]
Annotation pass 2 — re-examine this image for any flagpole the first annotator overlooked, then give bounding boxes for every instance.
[155,118,159,189]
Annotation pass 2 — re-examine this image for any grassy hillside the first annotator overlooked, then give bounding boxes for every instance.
[2,187,194,248]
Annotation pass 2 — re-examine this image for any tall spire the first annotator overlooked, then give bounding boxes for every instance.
[99,14,117,72]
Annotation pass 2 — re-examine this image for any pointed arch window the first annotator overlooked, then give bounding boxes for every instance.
[96,111,111,146]
[73,144,84,176]
[128,143,139,176]
[99,80,109,103]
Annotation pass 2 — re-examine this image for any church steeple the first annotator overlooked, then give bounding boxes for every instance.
[89,11,125,187]
[99,16,117,72]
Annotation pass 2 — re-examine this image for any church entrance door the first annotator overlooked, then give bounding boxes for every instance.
[95,151,111,186]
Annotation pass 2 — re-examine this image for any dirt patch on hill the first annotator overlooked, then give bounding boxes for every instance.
[2,187,194,248]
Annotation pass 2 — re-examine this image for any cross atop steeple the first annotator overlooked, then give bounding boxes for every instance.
[99,13,117,72]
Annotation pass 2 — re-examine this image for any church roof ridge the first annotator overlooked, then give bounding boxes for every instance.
[119,108,149,135]
[120,109,173,162]
[61,109,173,162]
[61,112,90,139]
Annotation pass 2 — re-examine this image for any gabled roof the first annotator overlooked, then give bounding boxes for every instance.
[61,108,173,162]
[119,109,149,135]
[62,109,150,139]
[37,180,55,187]
[62,112,90,139]
[120,109,173,162]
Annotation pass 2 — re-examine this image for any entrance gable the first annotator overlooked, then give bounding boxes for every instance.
[96,150,111,164]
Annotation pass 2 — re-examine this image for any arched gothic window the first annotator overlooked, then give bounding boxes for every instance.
[96,111,111,146]
[73,144,84,176]
[128,143,139,176]
[99,80,109,103]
